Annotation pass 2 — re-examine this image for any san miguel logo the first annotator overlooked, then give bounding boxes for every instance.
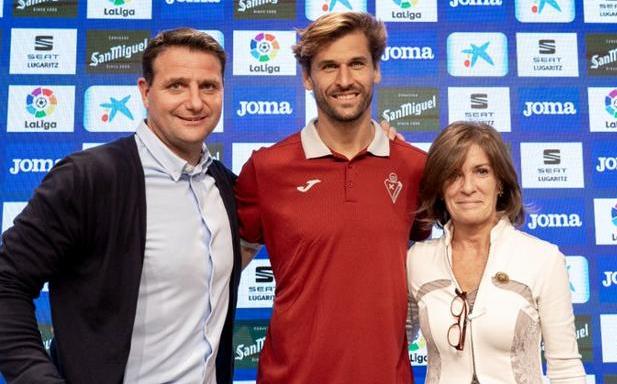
[13,0,78,17]
[234,0,295,19]
[86,30,149,73]
[587,34,617,76]
[378,88,439,131]
[232,320,269,369]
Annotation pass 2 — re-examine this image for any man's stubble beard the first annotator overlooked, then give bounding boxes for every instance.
[314,88,374,125]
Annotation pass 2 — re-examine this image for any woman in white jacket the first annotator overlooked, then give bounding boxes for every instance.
[407,121,585,384]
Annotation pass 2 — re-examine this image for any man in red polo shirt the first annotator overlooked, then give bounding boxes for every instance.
[235,11,428,384]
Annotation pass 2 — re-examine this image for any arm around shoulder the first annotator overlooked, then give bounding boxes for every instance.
[235,154,264,245]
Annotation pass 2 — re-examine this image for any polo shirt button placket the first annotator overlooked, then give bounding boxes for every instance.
[345,161,357,202]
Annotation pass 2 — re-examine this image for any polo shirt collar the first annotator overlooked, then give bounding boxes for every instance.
[136,120,212,181]
[300,118,390,159]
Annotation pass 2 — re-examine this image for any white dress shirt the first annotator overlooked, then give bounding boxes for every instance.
[124,121,234,384]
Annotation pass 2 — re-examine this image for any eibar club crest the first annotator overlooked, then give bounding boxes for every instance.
[385,172,403,203]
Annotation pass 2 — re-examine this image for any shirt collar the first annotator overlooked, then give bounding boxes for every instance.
[136,120,212,181]
[300,118,390,159]
[442,215,511,247]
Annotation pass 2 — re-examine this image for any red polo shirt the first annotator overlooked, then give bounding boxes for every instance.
[235,120,427,384]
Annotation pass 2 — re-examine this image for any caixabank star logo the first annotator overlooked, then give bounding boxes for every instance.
[447,32,508,77]
[515,0,575,22]
[305,0,366,21]
[83,86,146,132]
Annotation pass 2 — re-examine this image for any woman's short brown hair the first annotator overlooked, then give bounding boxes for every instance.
[142,27,226,85]
[292,11,387,72]
[418,121,524,229]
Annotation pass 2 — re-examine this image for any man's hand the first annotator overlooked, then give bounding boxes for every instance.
[380,120,405,141]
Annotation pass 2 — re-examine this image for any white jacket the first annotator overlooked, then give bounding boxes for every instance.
[407,217,585,384]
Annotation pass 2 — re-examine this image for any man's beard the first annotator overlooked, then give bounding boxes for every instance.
[314,88,374,124]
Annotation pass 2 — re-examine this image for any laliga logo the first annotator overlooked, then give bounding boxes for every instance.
[394,0,418,9]
[25,87,58,130]
[391,0,422,20]
[249,33,281,74]
[602,271,617,287]
[605,89,617,123]
[105,0,136,17]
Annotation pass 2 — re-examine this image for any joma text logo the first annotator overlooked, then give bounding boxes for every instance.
[449,0,502,6]
[602,271,617,288]
[381,46,434,62]
[596,157,617,172]
[236,101,292,117]
[523,101,576,117]
[9,158,61,175]
[527,213,582,229]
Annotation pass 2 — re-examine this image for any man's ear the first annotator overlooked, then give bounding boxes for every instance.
[302,69,313,91]
[373,63,382,84]
[137,77,150,109]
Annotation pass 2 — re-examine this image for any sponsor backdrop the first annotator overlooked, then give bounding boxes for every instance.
[0,0,615,382]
